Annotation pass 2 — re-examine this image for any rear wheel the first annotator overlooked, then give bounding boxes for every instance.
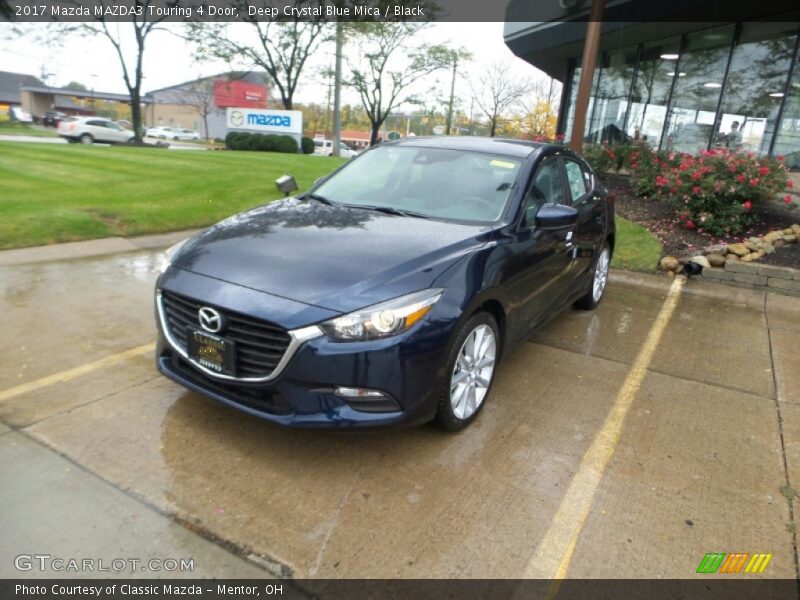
[574,243,611,310]
[436,312,499,432]
[79,134,93,145]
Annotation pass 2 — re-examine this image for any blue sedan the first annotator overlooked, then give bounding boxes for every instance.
[154,137,615,430]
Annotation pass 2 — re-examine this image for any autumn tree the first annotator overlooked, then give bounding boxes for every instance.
[470,60,534,137]
[344,22,455,146]
[185,3,331,111]
[43,1,176,142]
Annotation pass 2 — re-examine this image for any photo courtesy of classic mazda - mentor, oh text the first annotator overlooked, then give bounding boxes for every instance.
[154,136,615,430]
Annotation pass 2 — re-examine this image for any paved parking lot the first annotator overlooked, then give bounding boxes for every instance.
[1,246,799,580]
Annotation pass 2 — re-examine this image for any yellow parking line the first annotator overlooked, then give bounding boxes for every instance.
[522,277,685,584]
[0,343,154,403]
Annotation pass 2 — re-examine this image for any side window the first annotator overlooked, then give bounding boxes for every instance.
[564,160,589,201]
[522,159,564,226]
[86,120,105,127]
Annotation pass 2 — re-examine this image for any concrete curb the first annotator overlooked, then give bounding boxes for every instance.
[0,229,202,267]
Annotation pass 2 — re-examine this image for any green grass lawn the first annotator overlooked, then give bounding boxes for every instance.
[0,141,662,272]
[612,216,662,272]
[0,142,345,249]
[0,123,59,137]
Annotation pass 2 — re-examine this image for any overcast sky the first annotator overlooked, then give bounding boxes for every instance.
[2,22,551,112]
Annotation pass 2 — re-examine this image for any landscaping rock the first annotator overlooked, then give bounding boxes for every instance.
[727,243,749,257]
[660,256,680,272]
[704,243,728,254]
[748,237,763,244]
[784,235,797,243]
[764,231,783,244]
[740,253,757,262]
[793,224,800,236]
[745,241,763,252]
[707,253,726,268]
[689,255,711,269]
[774,239,785,249]
[782,228,794,236]
[726,254,740,262]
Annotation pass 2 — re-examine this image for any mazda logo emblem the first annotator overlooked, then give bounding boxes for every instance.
[198,306,224,333]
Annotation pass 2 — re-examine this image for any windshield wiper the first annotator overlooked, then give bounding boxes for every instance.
[304,193,335,206]
[349,205,430,219]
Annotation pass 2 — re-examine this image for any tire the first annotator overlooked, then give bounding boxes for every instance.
[79,134,93,145]
[435,312,500,432]
[574,243,611,310]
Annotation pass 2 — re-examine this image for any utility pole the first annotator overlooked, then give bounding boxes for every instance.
[446,56,457,136]
[569,0,605,152]
[332,20,344,157]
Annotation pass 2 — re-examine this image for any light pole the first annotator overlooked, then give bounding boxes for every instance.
[332,20,344,157]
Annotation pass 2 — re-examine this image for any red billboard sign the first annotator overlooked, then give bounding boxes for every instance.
[214,80,267,109]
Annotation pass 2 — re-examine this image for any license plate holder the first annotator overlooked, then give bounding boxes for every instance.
[187,328,236,376]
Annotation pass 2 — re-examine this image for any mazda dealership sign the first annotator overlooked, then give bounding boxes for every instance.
[226,107,302,136]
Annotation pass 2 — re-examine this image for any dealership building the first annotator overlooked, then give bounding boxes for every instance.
[143,72,269,139]
[505,1,800,167]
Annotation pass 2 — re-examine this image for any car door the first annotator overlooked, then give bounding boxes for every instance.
[103,121,128,143]
[563,158,606,295]
[508,156,574,335]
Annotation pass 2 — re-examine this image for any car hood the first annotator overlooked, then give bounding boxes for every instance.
[172,198,490,314]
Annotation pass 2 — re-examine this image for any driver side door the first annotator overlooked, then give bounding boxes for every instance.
[509,157,574,336]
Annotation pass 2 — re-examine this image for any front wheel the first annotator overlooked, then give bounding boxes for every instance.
[436,312,499,432]
[574,243,611,310]
[79,134,93,145]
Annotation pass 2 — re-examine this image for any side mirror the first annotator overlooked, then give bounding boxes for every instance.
[534,203,578,230]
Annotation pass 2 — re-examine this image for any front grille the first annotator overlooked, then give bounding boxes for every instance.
[161,290,292,378]
[169,354,293,415]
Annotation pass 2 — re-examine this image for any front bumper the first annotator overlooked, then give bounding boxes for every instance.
[155,270,454,428]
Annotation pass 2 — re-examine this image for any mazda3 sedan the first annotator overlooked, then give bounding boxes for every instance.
[155,137,615,430]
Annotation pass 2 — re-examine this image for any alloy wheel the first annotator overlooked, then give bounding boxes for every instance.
[593,247,610,303]
[450,324,497,420]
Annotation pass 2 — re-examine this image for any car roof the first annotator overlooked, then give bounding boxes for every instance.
[385,136,548,158]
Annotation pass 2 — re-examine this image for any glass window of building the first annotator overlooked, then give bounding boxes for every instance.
[663,25,736,154]
[625,37,681,149]
[774,31,800,170]
[587,46,639,144]
[563,64,599,143]
[715,23,799,155]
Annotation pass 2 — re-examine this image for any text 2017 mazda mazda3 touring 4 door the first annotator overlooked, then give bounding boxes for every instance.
[155,137,615,430]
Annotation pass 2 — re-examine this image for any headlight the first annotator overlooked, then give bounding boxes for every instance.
[320,288,444,341]
[157,239,188,274]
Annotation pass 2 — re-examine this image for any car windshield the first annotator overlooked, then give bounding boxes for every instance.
[314,145,522,223]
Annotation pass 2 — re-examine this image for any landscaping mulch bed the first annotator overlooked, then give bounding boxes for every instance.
[604,174,800,269]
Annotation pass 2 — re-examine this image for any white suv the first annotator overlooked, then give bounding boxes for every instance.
[313,138,359,158]
[58,117,135,144]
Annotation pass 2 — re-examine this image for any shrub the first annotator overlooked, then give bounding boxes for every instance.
[257,134,276,152]
[225,131,246,150]
[275,135,299,154]
[655,149,788,235]
[582,145,617,175]
[301,136,315,154]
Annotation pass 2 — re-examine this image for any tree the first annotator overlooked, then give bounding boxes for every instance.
[185,4,331,110]
[471,60,534,137]
[44,0,175,142]
[65,81,88,91]
[504,79,560,140]
[344,23,455,146]
[170,77,219,141]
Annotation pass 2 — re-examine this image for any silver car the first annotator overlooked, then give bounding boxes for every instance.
[58,117,135,145]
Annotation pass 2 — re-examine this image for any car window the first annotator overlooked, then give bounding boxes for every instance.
[106,121,123,131]
[314,145,522,224]
[564,160,589,201]
[86,120,105,127]
[522,158,564,227]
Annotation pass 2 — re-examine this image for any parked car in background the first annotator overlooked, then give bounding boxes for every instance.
[146,126,176,139]
[9,106,33,123]
[42,111,67,127]
[58,117,135,144]
[313,138,359,158]
[145,126,200,141]
[154,137,615,430]
[174,129,201,141]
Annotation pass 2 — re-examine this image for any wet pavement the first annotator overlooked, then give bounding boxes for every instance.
[1,248,799,580]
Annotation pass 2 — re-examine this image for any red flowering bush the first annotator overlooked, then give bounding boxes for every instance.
[652,149,788,235]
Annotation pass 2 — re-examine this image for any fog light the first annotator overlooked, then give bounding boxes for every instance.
[334,387,401,413]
